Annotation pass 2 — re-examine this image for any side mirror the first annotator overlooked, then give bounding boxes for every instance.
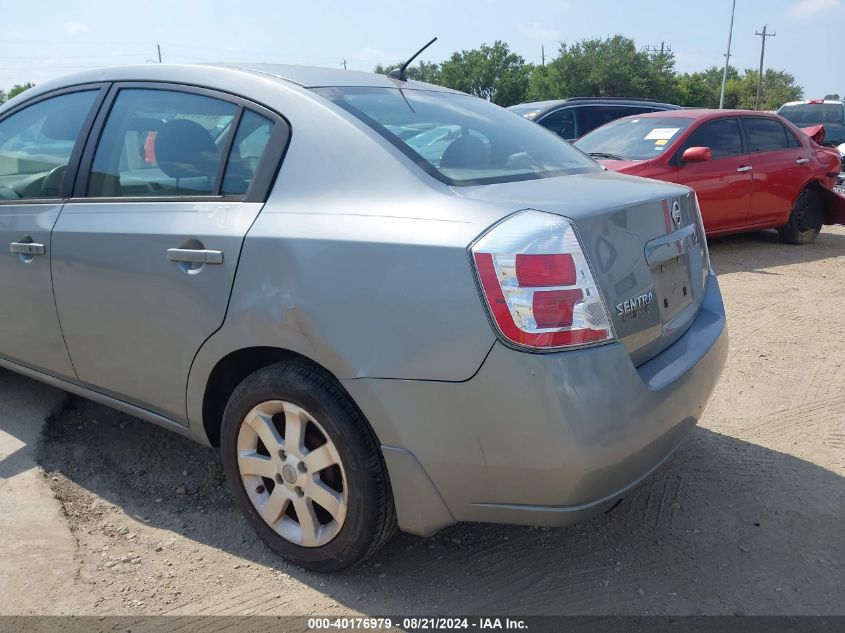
[681,146,712,163]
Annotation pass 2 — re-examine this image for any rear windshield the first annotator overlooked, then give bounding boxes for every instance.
[778,103,844,126]
[575,116,694,160]
[313,87,597,186]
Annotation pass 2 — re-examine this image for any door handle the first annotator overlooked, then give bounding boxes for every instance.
[166,248,224,265]
[10,242,45,256]
[795,157,810,165]
[736,165,753,173]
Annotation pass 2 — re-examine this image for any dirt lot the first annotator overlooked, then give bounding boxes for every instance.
[1,226,844,617]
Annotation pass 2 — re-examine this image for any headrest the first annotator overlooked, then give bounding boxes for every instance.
[154,119,219,180]
[440,134,490,170]
[40,114,82,141]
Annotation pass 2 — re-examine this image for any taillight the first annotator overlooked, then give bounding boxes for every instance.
[691,192,711,278]
[471,210,614,351]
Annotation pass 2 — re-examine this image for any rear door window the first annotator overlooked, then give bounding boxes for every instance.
[88,89,238,197]
[0,91,98,200]
[538,108,576,139]
[577,106,653,137]
[681,118,743,159]
[221,110,274,195]
[743,117,793,153]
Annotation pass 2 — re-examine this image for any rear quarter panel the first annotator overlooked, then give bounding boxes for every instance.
[191,209,495,381]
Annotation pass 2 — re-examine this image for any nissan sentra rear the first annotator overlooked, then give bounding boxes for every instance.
[305,83,729,554]
[0,64,728,571]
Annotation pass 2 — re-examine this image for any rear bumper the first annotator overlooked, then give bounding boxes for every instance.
[821,185,845,225]
[344,273,728,535]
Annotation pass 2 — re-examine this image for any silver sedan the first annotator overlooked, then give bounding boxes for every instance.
[0,64,727,570]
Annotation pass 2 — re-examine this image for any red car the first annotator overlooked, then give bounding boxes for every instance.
[575,109,845,244]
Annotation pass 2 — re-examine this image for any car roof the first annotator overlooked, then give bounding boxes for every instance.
[509,99,566,111]
[779,100,844,107]
[509,97,681,117]
[616,108,781,120]
[2,63,458,109]
[222,63,456,89]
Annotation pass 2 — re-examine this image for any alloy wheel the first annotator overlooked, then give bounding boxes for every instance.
[236,400,348,547]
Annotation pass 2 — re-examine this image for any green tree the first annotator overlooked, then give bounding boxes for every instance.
[526,63,557,101]
[372,35,804,111]
[824,93,841,100]
[8,82,34,100]
[374,61,442,84]
[0,89,7,105]
[675,66,737,108]
[528,36,680,103]
[674,67,800,109]
[744,69,802,110]
[437,41,532,106]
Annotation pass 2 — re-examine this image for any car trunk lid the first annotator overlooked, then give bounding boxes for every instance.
[456,170,709,366]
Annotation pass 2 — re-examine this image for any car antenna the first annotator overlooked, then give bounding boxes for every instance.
[388,37,437,82]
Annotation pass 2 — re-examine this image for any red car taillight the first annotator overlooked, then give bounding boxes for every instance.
[471,210,614,351]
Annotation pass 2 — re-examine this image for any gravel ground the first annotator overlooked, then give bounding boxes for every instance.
[5,226,845,616]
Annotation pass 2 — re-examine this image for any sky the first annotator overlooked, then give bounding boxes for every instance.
[0,0,842,99]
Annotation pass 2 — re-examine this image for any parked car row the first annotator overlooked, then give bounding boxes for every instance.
[511,97,845,244]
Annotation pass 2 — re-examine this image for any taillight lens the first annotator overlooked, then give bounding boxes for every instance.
[691,192,711,277]
[515,254,576,286]
[471,210,614,350]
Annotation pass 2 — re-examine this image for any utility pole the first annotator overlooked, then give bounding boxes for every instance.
[719,0,737,109]
[541,45,545,66]
[342,58,347,70]
[645,42,672,57]
[156,43,162,63]
[754,25,776,110]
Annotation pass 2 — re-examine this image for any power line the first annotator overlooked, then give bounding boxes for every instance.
[645,42,672,56]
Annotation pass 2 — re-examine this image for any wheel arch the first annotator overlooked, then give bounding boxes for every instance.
[196,345,453,537]
[200,346,318,447]
[778,179,829,227]
[804,178,829,200]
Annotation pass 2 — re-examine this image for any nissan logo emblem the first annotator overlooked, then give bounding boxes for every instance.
[671,201,683,228]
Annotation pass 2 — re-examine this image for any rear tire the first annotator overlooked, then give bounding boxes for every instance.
[220,361,396,572]
[778,189,823,245]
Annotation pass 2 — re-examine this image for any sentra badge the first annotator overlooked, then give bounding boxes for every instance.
[616,291,655,321]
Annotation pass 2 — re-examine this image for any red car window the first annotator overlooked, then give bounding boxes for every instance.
[743,117,793,152]
[681,118,743,159]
